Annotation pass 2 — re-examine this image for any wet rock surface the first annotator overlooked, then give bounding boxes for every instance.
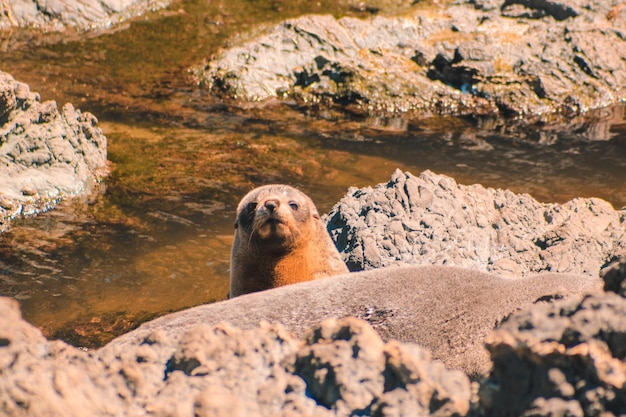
[0,0,170,31]
[326,169,626,277]
[478,256,626,417]
[0,71,108,233]
[197,0,626,120]
[0,297,471,417]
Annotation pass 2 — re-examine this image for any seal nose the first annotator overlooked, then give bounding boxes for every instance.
[264,199,280,212]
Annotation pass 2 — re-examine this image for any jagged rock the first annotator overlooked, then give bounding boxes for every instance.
[0,71,108,233]
[196,1,626,120]
[106,265,600,377]
[0,297,472,417]
[0,298,127,417]
[479,256,626,416]
[325,170,626,277]
[0,0,170,31]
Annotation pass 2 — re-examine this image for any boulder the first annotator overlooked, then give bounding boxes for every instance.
[0,0,170,31]
[0,71,108,233]
[197,1,626,120]
[0,298,127,417]
[326,169,626,277]
[478,256,626,417]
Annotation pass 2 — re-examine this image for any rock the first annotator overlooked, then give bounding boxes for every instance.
[326,170,626,277]
[0,296,472,417]
[479,256,626,417]
[0,0,170,31]
[105,265,600,376]
[0,71,108,233]
[0,298,127,417]
[602,255,626,296]
[196,1,626,120]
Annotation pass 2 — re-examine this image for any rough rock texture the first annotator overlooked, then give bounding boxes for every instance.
[0,297,127,416]
[479,256,626,417]
[0,296,471,417]
[197,0,626,120]
[0,0,170,31]
[0,71,108,232]
[603,255,626,296]
[326,169,626,277]
[107,265,600,377]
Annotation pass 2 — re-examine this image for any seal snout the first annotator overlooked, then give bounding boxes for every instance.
[264,199,280,212]
[252,197,291,243]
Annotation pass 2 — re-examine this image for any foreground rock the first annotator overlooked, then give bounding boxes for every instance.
[0,71,108,233]
[326,170,626,277]
[0,262,622,416]
[0,296,471,417]
[0,0,169,31]
[479,256,626,417]
[197,1,626,120]
[106,265,599,376]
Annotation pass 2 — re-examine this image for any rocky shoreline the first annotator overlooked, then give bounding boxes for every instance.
[1,1,625,415]
[196,0,626,121]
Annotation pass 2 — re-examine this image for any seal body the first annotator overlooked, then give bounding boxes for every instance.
[229,184,348,298]
[110,265,601,377]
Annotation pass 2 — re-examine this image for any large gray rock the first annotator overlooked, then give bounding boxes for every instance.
[0,0,169,31]
[197,1,626,119]
[326,170,626,277]
[0,296,471,417]
[478,256,626,417]
[0,71,108,232]
[106,265,600,377]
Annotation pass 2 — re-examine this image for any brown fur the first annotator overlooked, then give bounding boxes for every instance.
[229,184,348,298]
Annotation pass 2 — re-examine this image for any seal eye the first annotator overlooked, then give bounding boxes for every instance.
[288,201,299,211]
[246,202,258,212]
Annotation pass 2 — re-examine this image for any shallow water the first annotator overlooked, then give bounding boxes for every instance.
[0,0,625,347]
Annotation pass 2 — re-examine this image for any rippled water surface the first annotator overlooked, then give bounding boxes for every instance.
[1,0,625,347]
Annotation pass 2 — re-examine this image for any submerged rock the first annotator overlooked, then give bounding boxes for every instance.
[0,0,169,31]
[326,170,626,277]
[0,71,108,233]
[197,1,626,120]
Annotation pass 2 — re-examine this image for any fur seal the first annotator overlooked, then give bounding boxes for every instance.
[229,184,348,298]
[107,265,601,376]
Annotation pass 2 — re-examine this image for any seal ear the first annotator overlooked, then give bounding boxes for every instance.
[312,209,320,220]
[234,220,239,229]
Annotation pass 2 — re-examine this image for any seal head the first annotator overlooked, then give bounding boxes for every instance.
[230,185,348,298]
